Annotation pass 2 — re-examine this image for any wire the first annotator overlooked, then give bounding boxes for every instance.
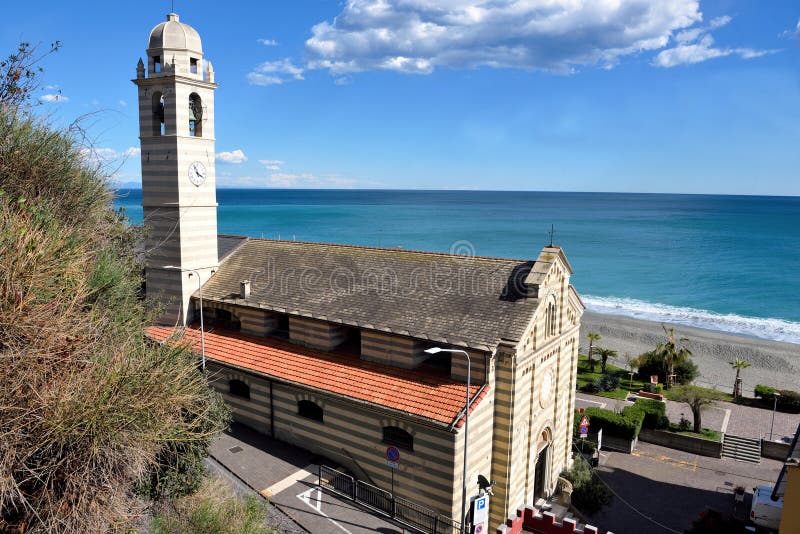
[570,443,682,534]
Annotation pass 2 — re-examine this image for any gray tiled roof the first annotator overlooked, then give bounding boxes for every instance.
[200,239,542,351]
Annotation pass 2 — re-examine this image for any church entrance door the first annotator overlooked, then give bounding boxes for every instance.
[533,444,549,498]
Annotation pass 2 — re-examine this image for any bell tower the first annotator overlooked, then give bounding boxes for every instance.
[133,13,219,325]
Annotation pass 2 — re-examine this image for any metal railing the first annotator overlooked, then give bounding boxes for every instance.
[318,465,461,534]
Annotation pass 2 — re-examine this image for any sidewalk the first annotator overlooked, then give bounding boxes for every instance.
[576,392,800,442]
[209,423,411,534]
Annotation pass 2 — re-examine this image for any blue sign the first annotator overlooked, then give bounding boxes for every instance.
[386,446,400,462]
[476,497,487,511]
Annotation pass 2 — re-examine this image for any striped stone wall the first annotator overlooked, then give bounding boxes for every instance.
[452,384,495,521]
[200,302,279,337]
[289,316,349,350]
[360,330,429,368]
[450,348,488,386]
[206,362,461,517]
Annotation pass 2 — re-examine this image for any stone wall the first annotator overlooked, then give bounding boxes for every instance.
[762,439,791,461]
[638,429,722,458]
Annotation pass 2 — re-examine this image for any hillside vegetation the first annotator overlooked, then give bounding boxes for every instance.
[0,103,229,530]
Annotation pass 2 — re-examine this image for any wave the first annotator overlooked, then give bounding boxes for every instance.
[582,295,800,345]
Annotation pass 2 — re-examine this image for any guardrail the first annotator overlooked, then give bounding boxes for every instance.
[319,465,461,534]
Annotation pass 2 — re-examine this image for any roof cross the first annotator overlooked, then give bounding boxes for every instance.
[548,224,556,247]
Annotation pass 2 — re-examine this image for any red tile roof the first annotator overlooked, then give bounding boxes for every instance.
[147,325,487,428]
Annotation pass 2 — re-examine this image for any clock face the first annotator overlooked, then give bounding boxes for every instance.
[188,161,206,186]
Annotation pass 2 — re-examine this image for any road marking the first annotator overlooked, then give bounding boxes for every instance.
[719,408,731,435]
[263,463,317,497]
[297,486,353,534]
[578,397,607,408]
[632,449,697,471]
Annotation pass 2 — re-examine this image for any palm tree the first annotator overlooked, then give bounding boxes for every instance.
[596,347,617,374]
[654,324,692,389]
[586,332,600,372]
[729,357,750,399]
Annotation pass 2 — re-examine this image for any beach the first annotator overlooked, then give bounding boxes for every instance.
[581,311,800,395]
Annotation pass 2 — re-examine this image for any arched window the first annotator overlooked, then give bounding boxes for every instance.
[188,93,202,137]
[383,426,413,451]
[152,92,165,136]
[229,379,250,400]
[298,400,323,422]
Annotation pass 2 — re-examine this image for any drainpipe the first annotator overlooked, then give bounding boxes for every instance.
[269,380,275,438]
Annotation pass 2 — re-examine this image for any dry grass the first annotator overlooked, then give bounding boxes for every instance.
[151,476,274,534]
[0,110,229,532]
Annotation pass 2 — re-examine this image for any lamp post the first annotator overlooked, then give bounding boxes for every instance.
[425,347,472,534]
[164,265,206,371]
[770,392,781,441]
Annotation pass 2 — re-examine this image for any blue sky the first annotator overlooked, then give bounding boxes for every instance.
[2,0,798,194]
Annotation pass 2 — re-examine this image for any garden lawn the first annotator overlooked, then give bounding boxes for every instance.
[576,354,648,400]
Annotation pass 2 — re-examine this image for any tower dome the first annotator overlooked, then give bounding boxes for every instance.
[148,13,203,55]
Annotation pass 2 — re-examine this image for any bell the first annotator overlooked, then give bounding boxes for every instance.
[188,107,197,121]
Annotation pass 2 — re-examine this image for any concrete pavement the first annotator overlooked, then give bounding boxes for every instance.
[209,423,414,534]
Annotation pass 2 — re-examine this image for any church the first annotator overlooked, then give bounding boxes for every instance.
[135,13,584,529]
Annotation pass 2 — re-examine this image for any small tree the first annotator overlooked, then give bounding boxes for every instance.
[729,357,750,399]
[654,324,692,388]
[671,385,725,433]
[586,332,600,372]
[596,347,617,374]
[0,41,60,110]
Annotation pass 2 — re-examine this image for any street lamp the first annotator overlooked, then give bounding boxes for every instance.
[770,392,781,441]
[164,265,207,371]
[425,346,472,534]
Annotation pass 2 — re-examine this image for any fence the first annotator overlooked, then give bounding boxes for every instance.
[319,465,461,534]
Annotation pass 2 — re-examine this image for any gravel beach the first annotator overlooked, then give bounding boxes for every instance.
[580,311,800,395]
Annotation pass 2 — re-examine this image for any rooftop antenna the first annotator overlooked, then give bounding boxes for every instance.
[548,224,555,246]
[171,0,175,12]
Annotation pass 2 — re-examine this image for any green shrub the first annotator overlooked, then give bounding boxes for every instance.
[654,383,664,394]
[580,380,601,394]
[778,389,800,413]
[634,398,666,429]
[598,374,620,392]
[561,458,612,515]
[754,384,777,400]
[582,406,644,440]
[636,351,698,385]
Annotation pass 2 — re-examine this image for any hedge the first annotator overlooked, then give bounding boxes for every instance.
[579,406,645,440]
[633,398,667,429]
[753,385,800,413]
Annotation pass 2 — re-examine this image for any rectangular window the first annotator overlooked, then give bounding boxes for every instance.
[190,58,198,74]
[153,55,161,73]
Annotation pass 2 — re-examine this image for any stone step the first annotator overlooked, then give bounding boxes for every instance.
[722,434,761,463]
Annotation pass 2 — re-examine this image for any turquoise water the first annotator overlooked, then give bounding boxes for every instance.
[115,189,800,344]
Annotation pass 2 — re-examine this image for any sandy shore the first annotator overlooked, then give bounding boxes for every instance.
[580,311,800,395]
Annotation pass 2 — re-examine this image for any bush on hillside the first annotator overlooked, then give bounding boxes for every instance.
[0,109,230,532]
[151,476,274,534]
[635,350,698,386]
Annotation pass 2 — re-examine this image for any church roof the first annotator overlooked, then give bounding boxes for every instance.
[200,238,543,351]
[148,325,487,428]
[148,13,202,54]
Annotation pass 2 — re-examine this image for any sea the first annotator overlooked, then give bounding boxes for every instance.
[114,189,800,345]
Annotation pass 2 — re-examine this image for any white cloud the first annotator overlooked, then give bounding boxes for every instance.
[80,146,140,164]
[257,38,279,46]
[780,18,800,39]
[300,0,702,76]
[259,159,285,171]
[247,59,305,85]
[216,149,248,164]
[654,17,779,68]
[119,100,127,107]
[39,93,68,103]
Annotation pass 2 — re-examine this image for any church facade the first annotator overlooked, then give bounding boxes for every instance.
[137,14,584,528]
